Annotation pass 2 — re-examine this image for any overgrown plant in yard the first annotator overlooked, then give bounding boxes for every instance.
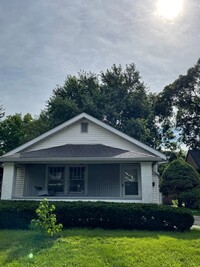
[30,198,63,237]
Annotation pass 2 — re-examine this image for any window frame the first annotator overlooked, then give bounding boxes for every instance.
[120,164,141,199]
[47,166,65,195]
[67,165,87,195]
[81,122,88,133]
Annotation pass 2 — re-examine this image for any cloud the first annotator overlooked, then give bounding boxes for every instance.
[0,0,200,115]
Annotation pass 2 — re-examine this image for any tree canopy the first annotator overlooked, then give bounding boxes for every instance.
[45,64,159,147]
[0,64,162,154]
[155,58,200,149]
[0,113,49,155]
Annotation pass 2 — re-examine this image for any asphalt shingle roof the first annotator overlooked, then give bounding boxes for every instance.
[17,144,156,159]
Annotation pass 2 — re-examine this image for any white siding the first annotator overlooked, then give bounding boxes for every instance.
[14,167,25,198]
[152,172,160,204]
[140,162,153,203]
[26,120,151,154]
[13,167,25,197]
[1,163,15,200]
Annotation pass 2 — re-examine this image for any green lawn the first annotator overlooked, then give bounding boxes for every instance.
[0,229,200,267]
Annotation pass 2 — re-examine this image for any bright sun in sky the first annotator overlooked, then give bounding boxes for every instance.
[157,0,183,20]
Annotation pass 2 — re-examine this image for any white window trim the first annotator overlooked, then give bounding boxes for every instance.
[120,164,142,199]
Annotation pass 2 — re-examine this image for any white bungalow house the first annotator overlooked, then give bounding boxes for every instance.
[0,113,166,203]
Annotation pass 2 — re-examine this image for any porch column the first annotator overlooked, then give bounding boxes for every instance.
[140,162,153,203]
[1,163,15,200]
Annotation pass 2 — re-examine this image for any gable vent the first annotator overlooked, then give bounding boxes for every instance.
[81,122,88,133]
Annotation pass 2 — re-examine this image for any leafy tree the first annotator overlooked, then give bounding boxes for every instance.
[155,58,200,149]
[0,113,49,155]
[158,149,186,177]
[46,72,101,127]
[45,64,159,147]
[0,113,28,154]
[100,64,157,146]
[0,64,161,153]
[160,158,200,207]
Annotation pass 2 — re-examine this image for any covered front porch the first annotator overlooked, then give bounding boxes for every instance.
[1,161,160,203]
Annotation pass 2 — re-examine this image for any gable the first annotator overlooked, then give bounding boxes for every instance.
[25,119,150,155]
[2,113,166,160]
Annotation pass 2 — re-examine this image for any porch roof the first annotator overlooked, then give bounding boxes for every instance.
[1,144,162,163]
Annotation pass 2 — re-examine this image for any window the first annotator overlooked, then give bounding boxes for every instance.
[48,167,65,194]
[124,168,138,195]
[69,166,85,193]
[121,165,140,197]
[81,122,88,133]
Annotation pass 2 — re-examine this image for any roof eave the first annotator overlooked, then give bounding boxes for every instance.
[1,156,162,164]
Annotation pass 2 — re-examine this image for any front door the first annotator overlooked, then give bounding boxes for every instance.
[121,165,139,197]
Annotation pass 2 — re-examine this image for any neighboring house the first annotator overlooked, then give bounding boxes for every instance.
[186,150,200,174]
[0,113,166,203]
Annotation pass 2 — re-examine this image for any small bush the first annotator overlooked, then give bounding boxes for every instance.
[30,199,63,237]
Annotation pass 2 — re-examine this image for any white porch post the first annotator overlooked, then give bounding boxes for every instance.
[1,163,15,200]
[140,162,153,203]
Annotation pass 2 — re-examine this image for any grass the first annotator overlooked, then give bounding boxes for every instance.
[0,229,200,267]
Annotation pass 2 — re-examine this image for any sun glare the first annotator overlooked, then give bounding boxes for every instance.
[157,0,183,20]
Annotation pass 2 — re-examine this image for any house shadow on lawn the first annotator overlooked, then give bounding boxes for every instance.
[1,230,55,265]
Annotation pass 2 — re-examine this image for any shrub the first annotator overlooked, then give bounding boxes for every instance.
[0,200,194,231]
[160,158,200,207]
[30,199,63,237]
[179,187,200,208]
[0,200,37,229]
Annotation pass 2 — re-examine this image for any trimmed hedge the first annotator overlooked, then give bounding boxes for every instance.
[0,201,38,230]
[0,200,194,231]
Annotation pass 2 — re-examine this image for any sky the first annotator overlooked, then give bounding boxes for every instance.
[0,0,200,117]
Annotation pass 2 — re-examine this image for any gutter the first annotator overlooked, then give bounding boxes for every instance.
[1,156,163,164]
